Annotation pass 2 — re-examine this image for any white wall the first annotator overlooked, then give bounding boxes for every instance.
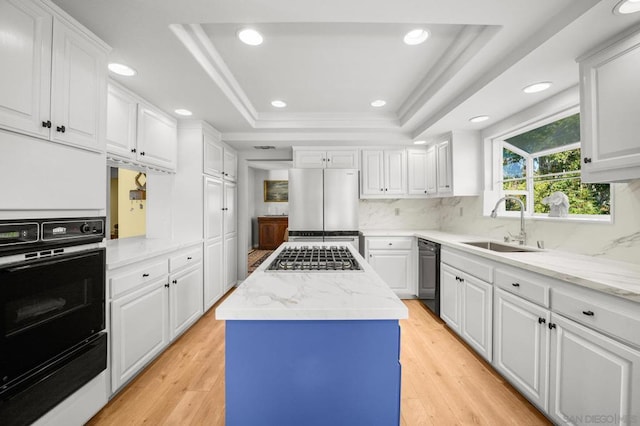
[359,199,440,230]
[253,169,289,216]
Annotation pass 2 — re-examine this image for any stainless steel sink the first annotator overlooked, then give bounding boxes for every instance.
[462,241,539,253]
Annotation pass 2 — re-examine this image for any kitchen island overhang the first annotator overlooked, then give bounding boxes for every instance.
[216,242,408,426]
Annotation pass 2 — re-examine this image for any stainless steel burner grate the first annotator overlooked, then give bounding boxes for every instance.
[267,246,362,271]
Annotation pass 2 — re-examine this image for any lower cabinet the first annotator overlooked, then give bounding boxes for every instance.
[109,245,203,393]
[548,313,640,425]
[441,263,493,361]
[111,277,169,392]
[365,237,416,298]
[493,288,550,411]
[204,239,224,311]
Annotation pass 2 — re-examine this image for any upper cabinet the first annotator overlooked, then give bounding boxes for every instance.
[106,82,177,172]
[407,148,430,196]
[579,27,640,183]
[361,149,407,197]
[293,148,359,169]
[0,0,109,152]
[427,131,481,197]
[203,129,236,181]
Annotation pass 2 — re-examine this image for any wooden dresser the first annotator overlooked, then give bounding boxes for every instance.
[258,216,288,250]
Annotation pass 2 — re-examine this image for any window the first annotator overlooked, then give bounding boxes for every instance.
[498,112,610,219]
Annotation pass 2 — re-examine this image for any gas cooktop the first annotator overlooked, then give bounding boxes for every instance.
[266,245,362,272]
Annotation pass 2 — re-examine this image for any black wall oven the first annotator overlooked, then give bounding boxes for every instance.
[0,218,107,426]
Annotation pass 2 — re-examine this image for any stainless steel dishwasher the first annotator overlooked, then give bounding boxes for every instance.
[418,239,440,316]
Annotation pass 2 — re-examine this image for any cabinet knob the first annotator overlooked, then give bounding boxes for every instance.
[548,323,556,330]
[173,279,178,285]
[42,120,52,128]
[56,125,66,133]
[424,190,427,193]
[369,254,372,258]
[131,148,137,153]
[142,273,150,277]
[187,256,192,260]
[327,158,330,162]
[380,188,383,191]
[512,282,520,287]
[388,243,393,246]
[164,283,170,288]
[140,151,145,156]
[445,185,450,188]
[385,188,388,191]
[582,310,594,316]
[583,157,592,164]
[538,317,546,324]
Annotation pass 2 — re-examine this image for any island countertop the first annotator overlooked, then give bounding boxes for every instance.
[215,242,409,320]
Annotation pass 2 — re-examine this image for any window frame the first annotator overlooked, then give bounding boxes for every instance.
[492,107,612,223]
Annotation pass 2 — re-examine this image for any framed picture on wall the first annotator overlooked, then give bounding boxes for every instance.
[264,180,288,202]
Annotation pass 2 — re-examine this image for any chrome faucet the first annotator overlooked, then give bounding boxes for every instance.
[491,196,526,245]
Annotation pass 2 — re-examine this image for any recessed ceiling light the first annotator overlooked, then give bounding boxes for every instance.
[523,82,552,94]
[174,109,192,116]
[371,100,386,107]
[108,63,136,76]
[469,115,490,123]
[238,28,263,46]
[413,140,427,145]
[271,100,287,108]
[403,29,430,45]
[614,0,640,14]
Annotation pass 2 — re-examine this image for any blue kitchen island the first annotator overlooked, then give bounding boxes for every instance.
[216,243,408,426]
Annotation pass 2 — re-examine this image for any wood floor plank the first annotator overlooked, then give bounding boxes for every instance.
[89,297,551,425]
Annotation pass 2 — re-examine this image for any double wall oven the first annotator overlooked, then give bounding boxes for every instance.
[0,218,106,426]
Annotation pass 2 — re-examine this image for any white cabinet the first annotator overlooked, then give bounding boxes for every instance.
[548,313,640,425]
[0,0,108,152]
[106,82,177,171]
[109,245,203,393]
[493,288,550,411]
[361,149,407,197]
[110,266,169,392]
[365,237,415,298]
[169,255,203,340]
[204,239,224,311]
[440,248,494,361]
[203,131,237,181]
[223,181,238,291]
[425,131,481,197]
[407,148,427,196]
[579,27,640,182]
[293,148,359,169]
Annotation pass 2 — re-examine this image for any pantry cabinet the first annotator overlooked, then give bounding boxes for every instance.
[579,26,640,182]
[365,237,416,298]
[361,149,407,197]
[0,0,108,152]
[106,82,177,172]
[204,130,237,181]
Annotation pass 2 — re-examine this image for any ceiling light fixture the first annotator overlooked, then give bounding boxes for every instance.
[469,115,490,123]
[523,82,552,94]
[413,140,427,145]
[271,100,287,108]
[254,146,276,150]
[108,63,136,77]
[238,28,263,46]
[174,109,192,116]
[403,29,430,45]
[371,100,386,107]
[614,0,640,14]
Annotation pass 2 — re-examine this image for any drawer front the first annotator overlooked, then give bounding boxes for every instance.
[552,288,640,348]
[495,268,549,307]
[111,260,168,298]
[169,248,202,272]
[367,237,414,250]
[441,248,493,283]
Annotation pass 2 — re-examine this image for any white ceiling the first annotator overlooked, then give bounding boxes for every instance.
[51,0,640,150]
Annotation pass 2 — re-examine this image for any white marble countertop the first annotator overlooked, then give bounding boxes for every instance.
[361,229,640,303]
[106,237,203,270]
[216,242,409,320]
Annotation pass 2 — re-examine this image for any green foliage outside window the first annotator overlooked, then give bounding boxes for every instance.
[501,114,610,217]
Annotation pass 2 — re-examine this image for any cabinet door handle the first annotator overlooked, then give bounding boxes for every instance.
[583,157,592,164]
[582,310,594,316]
[142,273,150,277]
[512,282,520,287]
[548,323,556,330]
[538,317,546,324]
[42,120,52,128]
[56,125,66,133]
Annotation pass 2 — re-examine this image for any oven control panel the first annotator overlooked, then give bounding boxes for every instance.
[0,222,39,246]
[42,219,105,241]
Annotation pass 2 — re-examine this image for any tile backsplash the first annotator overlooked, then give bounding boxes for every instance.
[359,180,640,264]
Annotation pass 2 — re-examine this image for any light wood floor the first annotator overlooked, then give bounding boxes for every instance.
[89,297,550,425]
